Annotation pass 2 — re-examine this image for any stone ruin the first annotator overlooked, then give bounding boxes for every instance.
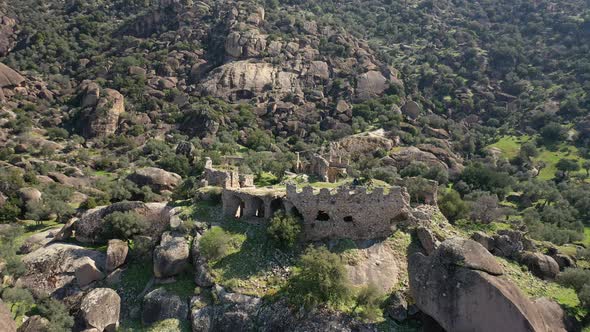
[296,152,348,183]
[221,183,413,241]
[201,157,254,189]
[285,184,411,241]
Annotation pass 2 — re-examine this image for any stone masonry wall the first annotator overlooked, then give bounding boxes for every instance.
[286,184,412,241]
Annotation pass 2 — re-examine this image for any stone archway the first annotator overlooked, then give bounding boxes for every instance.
[223,192,245,218]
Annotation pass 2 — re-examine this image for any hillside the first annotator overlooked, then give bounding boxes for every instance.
[1,0,590,331]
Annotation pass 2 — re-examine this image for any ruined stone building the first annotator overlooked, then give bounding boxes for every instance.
[296,152,348,183]
[285,184,411,241]
[201,157,254,189]
[221,183,412,241]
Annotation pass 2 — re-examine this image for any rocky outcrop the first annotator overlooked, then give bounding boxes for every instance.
[0,63,24,87]
[388,147,449,172]
[142,288,188,325]
[79,288,121,332]
[409,237,568,332]
[79,82,125,138]
[519,252,560,280]
[356,70,389,100]
[18,226,62,254]
[75,201,170,243]
[0,299,16,332]
[18,187,42,205]
[75,259,105,288]
[191,287,364,332]
[20,243,106,297]
[153,231,190,278]
[127,167,181,193]
[106,239,128,273]
[0,14,17,56]
[416,226,438,255]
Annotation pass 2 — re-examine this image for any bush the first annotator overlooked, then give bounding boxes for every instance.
[199,226,233,261]
[287,246,351,309]
[438,189,468,222]
[36,297,74,332]
[1,287,34,318]
[267,212,301,248]
[557,268,590,292]
[104,211,145,240]
[354,283,383,322]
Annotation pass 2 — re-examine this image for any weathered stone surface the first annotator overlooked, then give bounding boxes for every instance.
[17,315,49,332]
[345,241,405,293]
[0,15,17,57]
[80,288,121,332]
[75,259,105,288]
[142,288,188,325]
[0,62,25,87]
[409,237,560,332]
[401,100,421,119]
[127,167,181,193]
[18,226,61,254]
[18,187,42,205]
[0,299,16,332]
[519,252,559,280]
[330,130,394,160]
[356,70,388,100]
[153,231,189,278]
[191,287,261,332]
[79,82,125,138]
[386,292,408,322]
[533,297,576,332]
[416,226,438,255]
[285,184,412,241]
[389,147,448,172]
[75,201,170,243]
[191,232,214,287]
[471,231,495,251]
[20,243,105,297]
[106,239,128,273]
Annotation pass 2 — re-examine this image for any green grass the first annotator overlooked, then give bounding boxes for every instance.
[207,217,296,297]
[584,227,590,247]
[498,257,586,319]
[15,220,61,248]
[487,135,588,180]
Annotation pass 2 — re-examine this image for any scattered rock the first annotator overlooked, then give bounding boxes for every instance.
[518,252,559,280]
[75,259,105,288]
[106,239,128,273]
[401,100,421,119]
[18,187,42,205]
[416,226,438,255]
[80,288,121,332]
[386,292,408,322]
[20,243,105,297]
[142,288,188,325]
[471,231,495,251]
[153,231,189,278]
[127,167,182,193]
[533,297,576,332]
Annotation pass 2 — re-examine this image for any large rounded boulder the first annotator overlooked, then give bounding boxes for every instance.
[142,288,188,326]
[79,288,121,332]
[127,167,181,193]
[153,231,189,278]
[409,237,567,332]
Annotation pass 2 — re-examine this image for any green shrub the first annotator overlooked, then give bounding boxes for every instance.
[199,226,232,261]
[267,212,301,248]
[354,283,383,322]
[286,246,351,309]
[104,211,145,240]
[438,189,469,222]
[36,297,74,332]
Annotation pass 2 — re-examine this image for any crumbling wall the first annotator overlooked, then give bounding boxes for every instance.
[286,184,412,241]
[222,188,286,219]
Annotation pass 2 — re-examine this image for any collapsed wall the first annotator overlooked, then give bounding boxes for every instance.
[286,184,412,241]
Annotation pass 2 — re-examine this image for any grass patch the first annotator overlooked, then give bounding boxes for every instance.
[15,219,61,247]
[160,269,197,298]
[498,257,586,319]
[487,135,588,180]
[207,217,297,297]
